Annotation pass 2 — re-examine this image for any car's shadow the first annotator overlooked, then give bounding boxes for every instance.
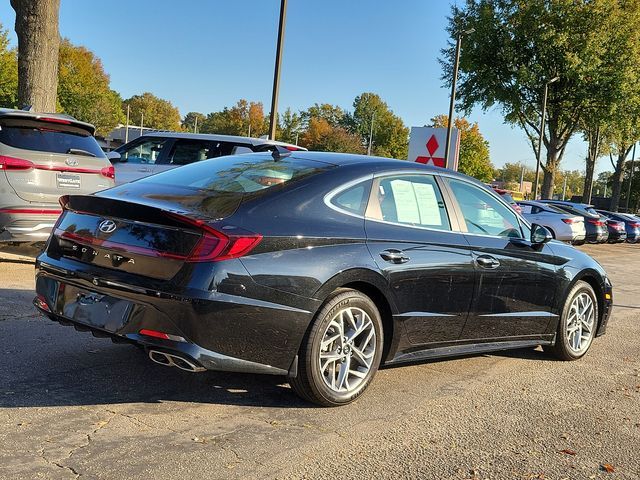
[0,314,311,409]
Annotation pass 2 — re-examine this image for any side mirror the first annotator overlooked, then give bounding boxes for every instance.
[531,223,552,244]
[106,151,122,163]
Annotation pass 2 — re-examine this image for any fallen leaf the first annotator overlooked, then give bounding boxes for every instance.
[559,449,577,456]
[600,464,615,473]
[94,420,109,428]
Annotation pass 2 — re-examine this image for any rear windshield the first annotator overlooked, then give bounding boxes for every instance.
[0,120,105,157]
[138,154,333,193]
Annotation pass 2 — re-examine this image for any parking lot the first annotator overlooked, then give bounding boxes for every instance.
[0,243,638,480]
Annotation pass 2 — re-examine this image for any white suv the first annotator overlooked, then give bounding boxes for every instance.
[107,132,305,184]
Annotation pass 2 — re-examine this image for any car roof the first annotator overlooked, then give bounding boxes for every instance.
[284,151,487,184]
[0,107,95,134]
[540,199,595,208]
[138,131,306,149]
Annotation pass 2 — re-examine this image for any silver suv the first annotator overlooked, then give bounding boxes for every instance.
[107,132,305,184]
[0,109,115,243]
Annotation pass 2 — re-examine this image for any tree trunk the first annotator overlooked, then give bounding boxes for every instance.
[10,0,60,112]
[582,126,599,204]
[610,150,629,212]
[541,144,562,199]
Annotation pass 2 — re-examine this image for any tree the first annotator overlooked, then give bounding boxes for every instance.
[299,117,364,154]
[344,92,409,159]
[10,0,60,111]
[122,92,181,131]
[430,114,493,182]
[57,40,124,136]
[442,0,631,198]
[554,169,585,201]
[182,112,206,133]
[301,103,346,128]
[199,99,267,137]
[0,23,18,108]
[494,162,535,185]
[278,108,303,145]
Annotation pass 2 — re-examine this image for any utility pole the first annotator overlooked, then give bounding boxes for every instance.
[625,142,636,212]
[562,176,567,201]
[140,111,144,136]
[445,28,474,168]
[367,112,375,156]
[519,166,524,194]
[194,115,198,134]
[534,76,560,200]
[125,104,130,143]
[268,0,288,140]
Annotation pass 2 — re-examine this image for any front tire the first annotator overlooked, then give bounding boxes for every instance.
[544,281,598,360]
[289,289,384,406]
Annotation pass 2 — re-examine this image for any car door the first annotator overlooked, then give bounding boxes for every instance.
[444,177,561,340]
[364,173,475,345]
[114,137,171,184]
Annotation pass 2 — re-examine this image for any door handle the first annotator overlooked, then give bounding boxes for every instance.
[475,254,500,269]
[379,249,410,264]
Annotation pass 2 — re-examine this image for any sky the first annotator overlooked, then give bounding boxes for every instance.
[0,0,610,175]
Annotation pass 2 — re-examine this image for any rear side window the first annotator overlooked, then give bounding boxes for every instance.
[331,181,370,215]
[367,174,450,230]
[117,137,168,164]
[519,204,532,214]
[0,120,105,157]
[164,140,246,165]
[139,154,333,193]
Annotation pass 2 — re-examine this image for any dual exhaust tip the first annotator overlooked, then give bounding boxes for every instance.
[148,349,206,373]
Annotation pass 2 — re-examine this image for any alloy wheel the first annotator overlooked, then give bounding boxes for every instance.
[318,307,376,394]
[566,292,595,355]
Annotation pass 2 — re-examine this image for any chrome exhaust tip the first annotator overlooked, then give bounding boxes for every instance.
[148,349,206,372]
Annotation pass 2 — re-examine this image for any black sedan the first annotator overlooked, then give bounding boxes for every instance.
[34,151,613,406]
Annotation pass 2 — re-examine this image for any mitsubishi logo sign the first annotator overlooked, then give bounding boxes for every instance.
[407,127,460,170]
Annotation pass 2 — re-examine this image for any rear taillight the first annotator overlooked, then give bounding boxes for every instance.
[165,213,262,262]
[561,218,574,224]
[0,155,35,170]
[587,218,604,226]
[100,165,115,179]
[629,222,640,228]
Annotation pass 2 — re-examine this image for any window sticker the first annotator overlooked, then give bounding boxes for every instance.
[414,182,443,226]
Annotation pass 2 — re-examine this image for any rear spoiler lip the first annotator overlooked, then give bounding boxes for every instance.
[0,111,96,135]
[61,193,222,226]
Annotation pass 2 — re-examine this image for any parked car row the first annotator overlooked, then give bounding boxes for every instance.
[515,199,640,245]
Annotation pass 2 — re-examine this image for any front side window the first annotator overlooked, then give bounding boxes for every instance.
[118,138,168,164]
[448,178,522,238]
[367,174,450,230]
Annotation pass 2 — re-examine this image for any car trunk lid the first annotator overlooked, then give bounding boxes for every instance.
[46,187,258,280]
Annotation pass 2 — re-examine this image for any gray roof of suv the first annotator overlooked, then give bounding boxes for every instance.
[0,108,95,134]
[138,131,307,150]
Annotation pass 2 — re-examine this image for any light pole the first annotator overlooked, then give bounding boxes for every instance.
[626,142,637,212]
[533,76,560,199]
[268,0,288,140]
[445,28,474,168]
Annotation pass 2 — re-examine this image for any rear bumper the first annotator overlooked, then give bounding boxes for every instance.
[607,231,627,243]
[34,256,318,375]
[0,207,61,242]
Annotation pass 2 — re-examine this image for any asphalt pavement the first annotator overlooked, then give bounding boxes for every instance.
[0,243,638,479]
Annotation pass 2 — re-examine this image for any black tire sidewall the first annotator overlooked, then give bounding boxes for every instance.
[306,291,383,406]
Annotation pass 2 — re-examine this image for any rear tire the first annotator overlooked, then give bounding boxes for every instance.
[289,289,383,406]
[544,281,598,361]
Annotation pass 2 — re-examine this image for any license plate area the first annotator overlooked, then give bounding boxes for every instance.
[57,172,81,189]
[55,283,132,332]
